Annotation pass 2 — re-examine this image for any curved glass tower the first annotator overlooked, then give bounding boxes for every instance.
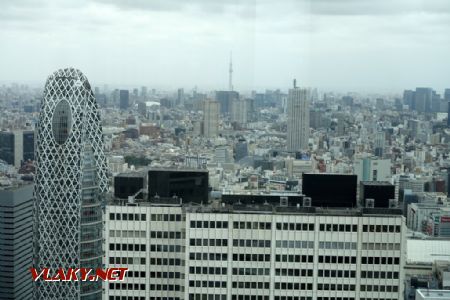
[34,68,107,299]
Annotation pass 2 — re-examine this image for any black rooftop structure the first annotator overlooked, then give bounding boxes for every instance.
[302,173,357,208]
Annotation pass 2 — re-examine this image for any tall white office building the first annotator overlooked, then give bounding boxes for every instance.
[105,198,406,300]
[287,86,310,152]
[202,99,220,138]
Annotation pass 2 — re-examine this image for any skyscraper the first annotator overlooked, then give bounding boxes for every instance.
[414,87,433,113]
[202,99,219,138]
[0,130,34,168]
[0,183,34,300]
[119,89,129,110]
[215,91,239,115]
[34,68,107,299]
[287,83,310,152]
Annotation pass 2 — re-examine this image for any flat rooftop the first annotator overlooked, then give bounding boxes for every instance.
[109,197,403,217]
[361,181,394,186]
[416,289,450,299]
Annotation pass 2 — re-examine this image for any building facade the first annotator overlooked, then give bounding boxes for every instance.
[287,88,310,152]
[0,130,34,168]
[104,201,406,300]
[202,99,219,138]
[0,184,34,300]
[33,68,108,299]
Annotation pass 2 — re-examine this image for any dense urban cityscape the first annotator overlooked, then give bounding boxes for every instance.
[1,66,450,299]
[2,1,450,300]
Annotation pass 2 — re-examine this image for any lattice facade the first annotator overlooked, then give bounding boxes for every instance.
[34,68,107,299]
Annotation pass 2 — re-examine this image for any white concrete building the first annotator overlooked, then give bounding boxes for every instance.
[416,289,450,300]
[202,99,220,138]
[353,156,391,183]
[104,200,406,300]
[287,87,310,152]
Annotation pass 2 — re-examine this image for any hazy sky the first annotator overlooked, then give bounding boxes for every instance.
[1,0,450,93]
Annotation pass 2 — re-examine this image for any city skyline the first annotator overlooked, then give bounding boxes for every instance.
[1,0,450,92]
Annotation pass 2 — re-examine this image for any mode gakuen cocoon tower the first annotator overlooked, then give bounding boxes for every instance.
[33,68,107,300]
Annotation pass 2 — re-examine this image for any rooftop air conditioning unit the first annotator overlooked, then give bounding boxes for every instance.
[280,197,288,207]
[365,198,375,208]
[389,199,398,208]
[303,197,312,207]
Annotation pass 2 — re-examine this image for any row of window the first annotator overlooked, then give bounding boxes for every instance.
[318,255,357,264]
[275,240,314,249]
[150,244,183,252]
[360,298,398,300]
[126,271,146,278]
[189,252,227,261]
[232,281,270,289]
[317,298,355,300]
[232,268,270,276]
[361,256,400,265]
[109,257,145,265]
[232,296,270,300]
[360,285,399,292]
[276,222,315,231]
[109,243,146,252]
[109,230,146,238]
[190,221,228,229]
[319,224,358,232]
[362,242,401,250]
[189,280,227,288]
[318,241,357,250]
[149,284,182,291]
[274,282,314,290]
[109,213,146,221]
[190,239,228,247]
[317,283,356,291]
[234,221,272,230]
[361,271,399,279]
[275,268,313,277]
[318,269,356,278]
[109,283,145,290]
[276,254,314,263]
[150,214,182,222]
[189,266,227,275]
[108,297,145,300]
[150,258,183,266]
[233,253,271,262]
[273,297,311,300]
[149,272,182,279]
[362,225,401,233]
[189,295,226,300]
[233,239,271,248]
[150,231,183,239]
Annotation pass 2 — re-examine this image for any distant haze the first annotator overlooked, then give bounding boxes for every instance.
[1,0,450,93]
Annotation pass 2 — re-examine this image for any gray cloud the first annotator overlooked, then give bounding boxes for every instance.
[1,0,450,93]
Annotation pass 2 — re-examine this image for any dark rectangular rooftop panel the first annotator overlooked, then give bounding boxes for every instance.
[114,173,144,199]
[148,169,208,203]
[360,181,395,208]
[302,173,357,208]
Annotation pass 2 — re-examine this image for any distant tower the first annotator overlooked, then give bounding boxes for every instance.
[229,52,233,91]
[287,80,310,152]
[34,68,107,299]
